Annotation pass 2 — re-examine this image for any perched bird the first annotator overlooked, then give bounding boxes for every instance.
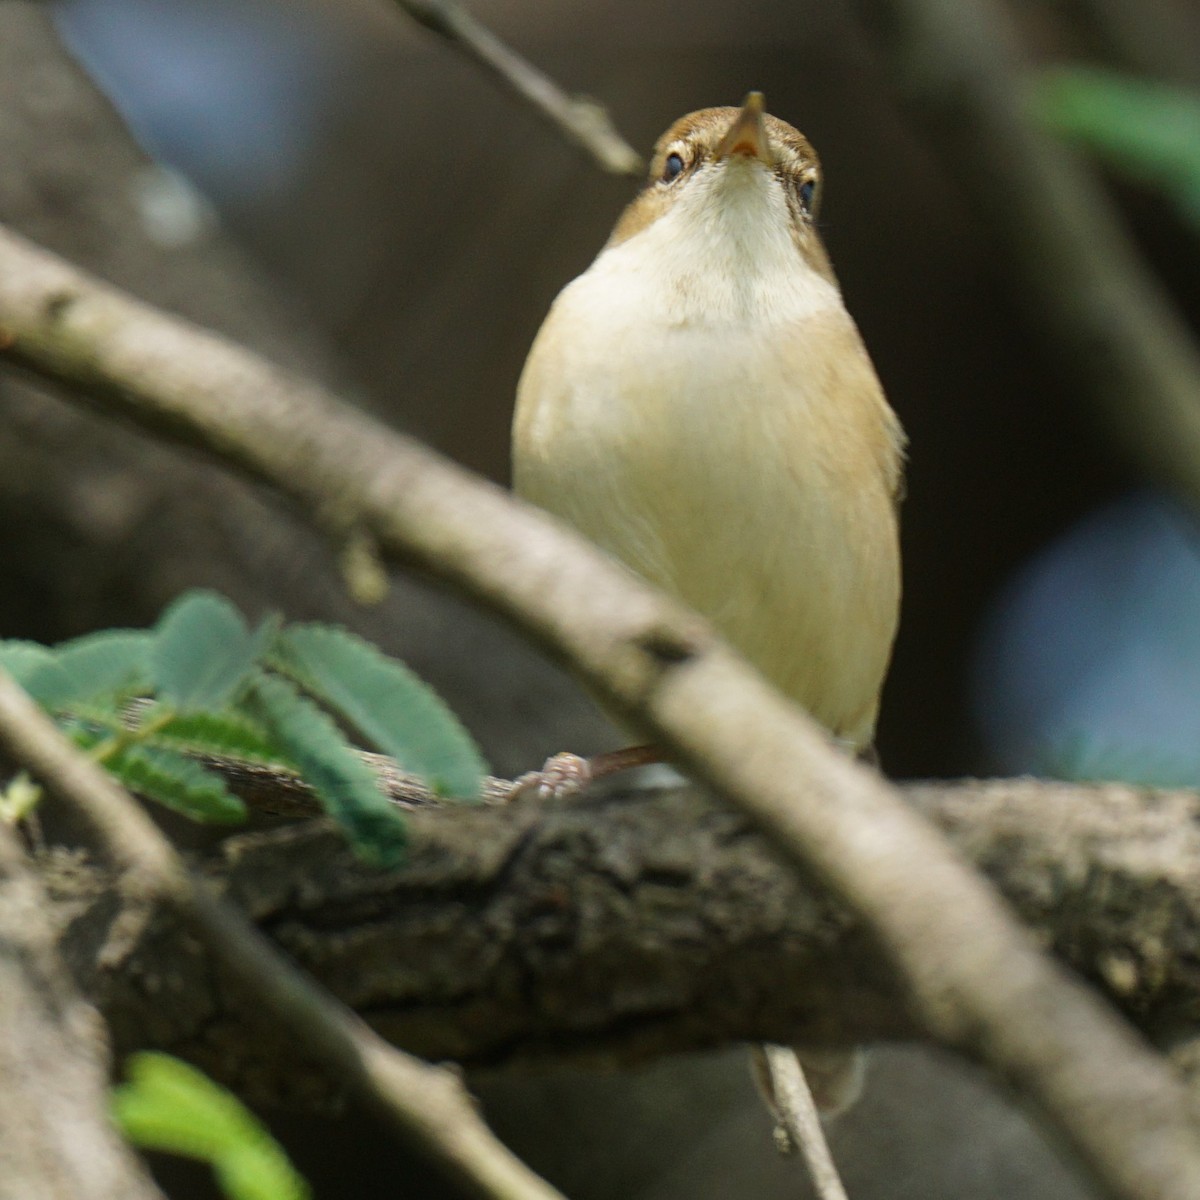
[512,95,905,1129]
[513,93,904,771]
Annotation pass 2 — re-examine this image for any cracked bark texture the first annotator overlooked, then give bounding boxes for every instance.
[39,779,1200,1109]
[0,828,164,1200]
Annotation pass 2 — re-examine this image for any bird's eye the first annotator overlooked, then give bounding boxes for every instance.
[662,152,686,183]
[798,179,817,215]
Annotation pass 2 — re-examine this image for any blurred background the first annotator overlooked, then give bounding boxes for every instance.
[4,0,1200,1196]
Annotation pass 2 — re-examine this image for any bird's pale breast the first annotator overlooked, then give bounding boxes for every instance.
[514,192,903,749]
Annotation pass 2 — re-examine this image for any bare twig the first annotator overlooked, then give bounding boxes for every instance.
[755,1046,850,1200]
[2,226,1200,1199]
[392,0,641,175]
[856,0,1200,515]
[0,669,566,1200]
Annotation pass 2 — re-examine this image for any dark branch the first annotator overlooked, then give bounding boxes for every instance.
[39,779,1200,1108]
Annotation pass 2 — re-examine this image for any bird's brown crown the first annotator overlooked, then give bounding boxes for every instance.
[606,102,829,273]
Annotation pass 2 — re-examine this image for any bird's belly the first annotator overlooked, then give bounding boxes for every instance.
[515,330,900,748]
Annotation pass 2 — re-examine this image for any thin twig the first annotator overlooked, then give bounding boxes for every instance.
[1,226,1200,1200]
[755,1046,850,1200]
[0,669,566,1200]
[393,0,642,175]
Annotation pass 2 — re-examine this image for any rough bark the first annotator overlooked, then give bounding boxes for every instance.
[38,779,1200,1109]
[0,827,163,1200]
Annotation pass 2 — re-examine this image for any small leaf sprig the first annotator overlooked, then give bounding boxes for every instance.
[0,590,488,865]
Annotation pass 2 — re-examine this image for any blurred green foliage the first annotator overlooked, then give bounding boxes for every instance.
[113,1053,310,1200]
[1032,66,1200,228]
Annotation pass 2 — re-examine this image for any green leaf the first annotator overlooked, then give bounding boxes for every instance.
[7,630,154,710]
[2,631,151,714]
[0,640,72,707]
[153,591,271,711]
[113,1053,310,1200]
[47,630,153,705]
[271,623,487,798]
[246,671,406,865]
[0,640,56,684]
[105,743,246,823]
[150,709,294,768]
[1031,68,1200,227]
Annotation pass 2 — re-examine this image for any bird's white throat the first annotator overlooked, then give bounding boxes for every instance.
[584,161,842,328]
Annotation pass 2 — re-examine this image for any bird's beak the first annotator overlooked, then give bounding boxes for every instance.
[716,92,771,163]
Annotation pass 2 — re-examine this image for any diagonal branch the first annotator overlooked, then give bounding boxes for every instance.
[0,669,567,1200]
[1,223,1199,1199]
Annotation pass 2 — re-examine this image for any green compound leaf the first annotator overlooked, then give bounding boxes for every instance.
[153,591,272,711]
[104,743,246,823]
[113,1053,310,1200]
[271,623,487,799]
[1031,67,1200,227]
[246,671,407,866]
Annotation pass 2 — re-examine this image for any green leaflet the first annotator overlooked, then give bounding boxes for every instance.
[0,641,73,712]
[1,630,153,710]
[1031,67,1200,227]
[104,743,246,823]
[50,629,154,701]
[271,623,487,798]
[153,591,272,710]
[151,709,293,768]
[0,640,56,685]
[112,1053,310,1200]
[246,671,407,866]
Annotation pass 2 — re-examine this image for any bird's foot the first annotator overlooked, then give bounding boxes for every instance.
[507,752,594,802]
[506,744,662,803]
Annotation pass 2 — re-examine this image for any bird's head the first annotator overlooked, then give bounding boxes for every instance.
[606,93,834,283]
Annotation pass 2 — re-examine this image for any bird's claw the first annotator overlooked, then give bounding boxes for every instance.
[507,752,593,802]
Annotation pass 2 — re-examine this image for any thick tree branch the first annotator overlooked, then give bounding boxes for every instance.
[1,224,1199,1199]
[35,778,1200,1100]
[0,670,567,1200]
